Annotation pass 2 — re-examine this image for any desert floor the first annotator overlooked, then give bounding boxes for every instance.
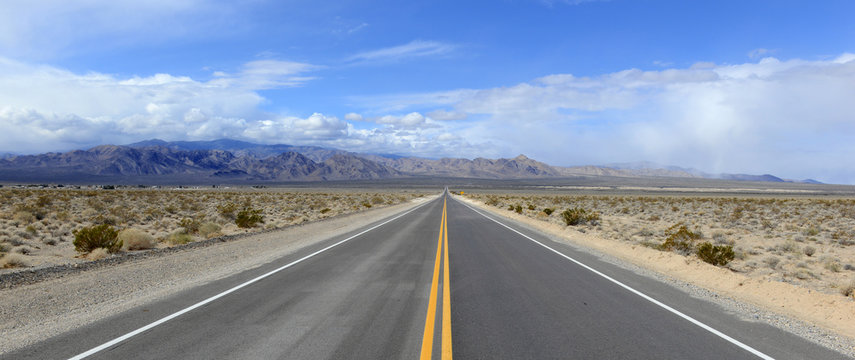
[0,186,429,271]
[461,191,855,298]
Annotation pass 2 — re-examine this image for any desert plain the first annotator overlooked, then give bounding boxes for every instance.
[0,185,428,271]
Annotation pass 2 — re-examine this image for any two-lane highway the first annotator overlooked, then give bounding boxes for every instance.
[7,191,848,359]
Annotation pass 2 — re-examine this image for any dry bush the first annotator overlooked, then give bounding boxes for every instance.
[87,247,111,260]
[167,230,193,245]
[841,281,855,298]
[198,222,222,238]
[119,228,156,251]
[1,253,28,268]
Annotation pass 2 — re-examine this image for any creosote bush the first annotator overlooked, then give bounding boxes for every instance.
[542,208,554,216]
[235,207,265,228]
[217,202,239,220]
[179,218,201,234]
[73,224,122,254]
[659,224,701,255]
[696,242,735,266]
[561,207,600,226]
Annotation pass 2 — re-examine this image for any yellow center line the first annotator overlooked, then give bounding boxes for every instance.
[441,196,453,359]
[420,197,445,360]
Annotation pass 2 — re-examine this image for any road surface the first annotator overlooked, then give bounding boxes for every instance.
[7,192,847,359]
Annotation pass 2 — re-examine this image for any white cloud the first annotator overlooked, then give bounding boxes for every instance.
[211,60,320,90]
[426,109,467,121]
[352,54,855,183]
[347,40,456,63]
[748,48,776,59]
[0,56,484,160]
[374,112,437,129]
[344,112,364,121]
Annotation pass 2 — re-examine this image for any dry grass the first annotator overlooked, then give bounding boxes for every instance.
[467,192,855,297]
[1,253,28,268]
[0,187,427,271]
[86,248,111,261]
[118,228,156,251]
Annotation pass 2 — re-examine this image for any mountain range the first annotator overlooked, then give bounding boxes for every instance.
[0,139,822,184]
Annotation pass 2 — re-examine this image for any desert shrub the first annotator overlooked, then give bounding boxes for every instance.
[803,246,816,257]
[167,230,193,245]
[179,218,201,234]
[825,260,842,273]
[235,207,264,228]
[362,202,372,208]
[1,253,28,268]
[841,282,855,298]
[527,204,536,211]
[485,196,500,206]
[802,226,820,236]
[12,211,35,225]
[562,207,599,226]
[514,205,523,214]
[87,247,111,260]
[93,215,118,226]
[696,242,735,266]
[56,211,70,221]
[320,208,331,214]
[119,228,156,251]
[764,256,781,269]
[73,224,122,254]
[198,222,222,238]
[217,202,239,220]
[659,224,701,254]
[370,195,385,205]
[542,208,554,216]
[507,205,514,211]
[779,240,800,254]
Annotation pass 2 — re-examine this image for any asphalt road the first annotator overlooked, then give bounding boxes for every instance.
[7,192,848,359]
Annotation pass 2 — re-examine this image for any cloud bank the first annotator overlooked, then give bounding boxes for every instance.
[352,54,855,183]
[2,54,855,183]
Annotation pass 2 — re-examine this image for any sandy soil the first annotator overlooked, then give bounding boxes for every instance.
[455,194,855,354]
[0,194,436,355]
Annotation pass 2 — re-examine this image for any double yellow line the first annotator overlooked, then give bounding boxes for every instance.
[420,197,452,360]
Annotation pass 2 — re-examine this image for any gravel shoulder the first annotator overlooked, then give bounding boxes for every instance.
[455,194,855,358]
[0,195,436,355]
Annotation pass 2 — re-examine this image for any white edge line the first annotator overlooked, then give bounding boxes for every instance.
[453,198,775,360]
[69,197,437,360]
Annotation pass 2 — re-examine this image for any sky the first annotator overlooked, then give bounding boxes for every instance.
[1,0,854,183]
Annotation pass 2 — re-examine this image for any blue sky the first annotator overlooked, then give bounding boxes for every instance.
[1,0,854,183]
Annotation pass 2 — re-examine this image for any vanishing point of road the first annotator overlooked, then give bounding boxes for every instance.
[8,190,847,359]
